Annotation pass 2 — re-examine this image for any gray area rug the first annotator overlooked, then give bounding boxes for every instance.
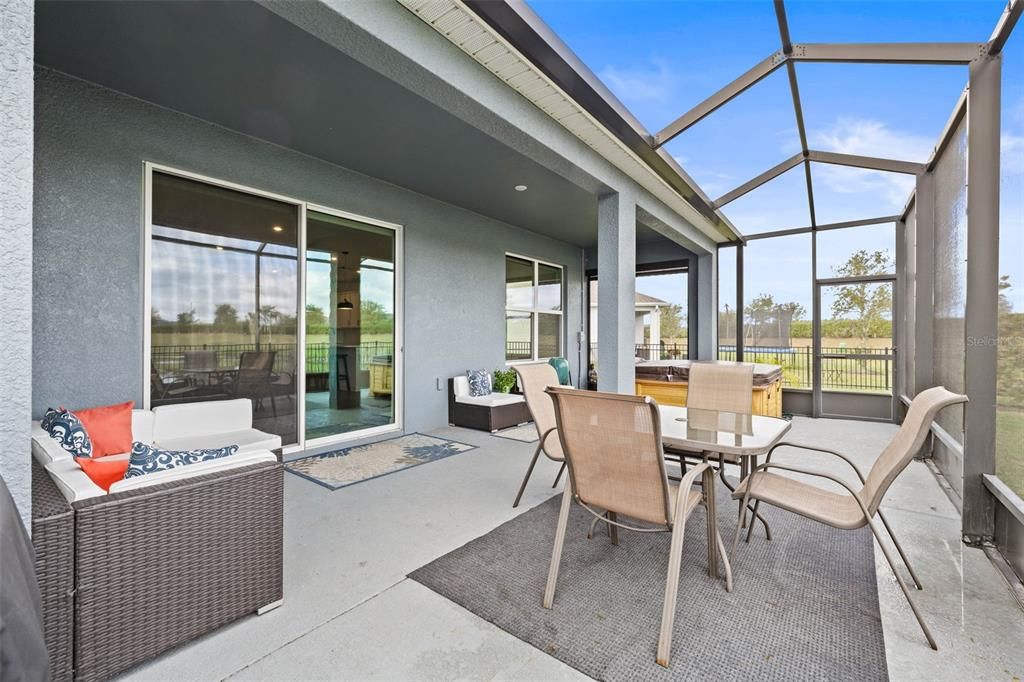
[410,484,887,681]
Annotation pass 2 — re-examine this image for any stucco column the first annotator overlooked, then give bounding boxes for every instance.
[597,192,636,393]
[695,252,716,359]
[0,0,34,526]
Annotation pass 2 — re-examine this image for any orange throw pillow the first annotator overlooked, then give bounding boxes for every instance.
[74,401,135,458]
[76,457,130,492]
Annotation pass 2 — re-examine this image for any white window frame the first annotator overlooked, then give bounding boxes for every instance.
[504,252,564,364]
[143,162,404,454]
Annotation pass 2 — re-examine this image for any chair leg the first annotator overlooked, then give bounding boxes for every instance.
[551,461,566,488]
[726,460,772,542]
[542,481,574,609]
[732,484,755,565]
[714,526,734,593]
[866,515,938,650]
[878,509,923,590]
[656,514,690,667]
[608,511,619,546]
[512,443,543,508]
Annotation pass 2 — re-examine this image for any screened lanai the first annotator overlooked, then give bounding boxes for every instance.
[521,0,1024,580]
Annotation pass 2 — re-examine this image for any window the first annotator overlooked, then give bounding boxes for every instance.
[505,255,563,361]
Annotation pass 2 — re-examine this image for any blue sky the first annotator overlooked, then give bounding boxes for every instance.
[529,0,1023,315]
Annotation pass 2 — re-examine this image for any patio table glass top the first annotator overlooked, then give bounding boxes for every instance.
[659,406,791,456]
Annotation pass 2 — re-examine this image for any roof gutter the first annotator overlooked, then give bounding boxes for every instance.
[461,0,740,243]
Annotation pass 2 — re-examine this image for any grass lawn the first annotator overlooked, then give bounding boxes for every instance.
[996,408,1024,499]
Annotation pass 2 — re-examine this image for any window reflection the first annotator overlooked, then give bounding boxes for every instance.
[150,171,299,445]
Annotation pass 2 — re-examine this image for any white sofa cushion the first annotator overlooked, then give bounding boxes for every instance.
[132,409,155,444]
[32,424,69,466]
[109,450,277,495]
[452,375,470,397]
[151,399,254,443]
[43,449,277,503]
[32,409,156,465]
[43,455,128,503]
[455,393,525,408]
[156,429,281,454]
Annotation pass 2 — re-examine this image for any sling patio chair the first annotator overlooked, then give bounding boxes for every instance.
[230,351,278,416]
[731,385,968,650]
[669,362,771,539]
[544,386,733,668]
[511,363,565,508]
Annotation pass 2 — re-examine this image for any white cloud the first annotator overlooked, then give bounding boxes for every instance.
[1002,132,1024,175]
[810,118,932,206]
[598,58,679,105]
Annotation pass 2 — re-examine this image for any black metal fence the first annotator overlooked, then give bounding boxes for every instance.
[717,345,893,393]
[152,341,395,377]
[581,342,892,394]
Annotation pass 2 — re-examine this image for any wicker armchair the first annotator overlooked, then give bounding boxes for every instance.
[731,386,968,650]
[32,455,283,681]
[544,386,732,668]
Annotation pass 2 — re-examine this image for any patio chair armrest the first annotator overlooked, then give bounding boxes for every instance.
[750,461,868,514]
[540,427,562,461]
[677,461,711,491]
[765,441,866,483]
[672,463,711,524]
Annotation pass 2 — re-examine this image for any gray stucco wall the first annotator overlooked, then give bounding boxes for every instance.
[34,68,584,434]
[1,0,34,523]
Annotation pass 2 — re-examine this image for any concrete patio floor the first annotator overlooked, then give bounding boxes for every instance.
[123,417,1024,681]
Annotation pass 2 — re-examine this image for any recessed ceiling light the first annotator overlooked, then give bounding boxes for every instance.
[514,184,528,192]
[331,256,338,262]
[272,225,283,232]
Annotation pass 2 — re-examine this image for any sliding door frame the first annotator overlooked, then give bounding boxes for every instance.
[142,162,404,452]
[300,203,404,454]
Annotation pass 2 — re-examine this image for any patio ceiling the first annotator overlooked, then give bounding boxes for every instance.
[34,1,611,246]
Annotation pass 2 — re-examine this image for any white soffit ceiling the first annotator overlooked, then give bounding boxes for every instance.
[397,0,731,245]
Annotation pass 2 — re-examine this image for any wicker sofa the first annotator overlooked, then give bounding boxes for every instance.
[31,399,284,681]
[448,376,531,432]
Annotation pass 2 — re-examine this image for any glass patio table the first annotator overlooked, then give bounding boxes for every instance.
[659,405,792,535]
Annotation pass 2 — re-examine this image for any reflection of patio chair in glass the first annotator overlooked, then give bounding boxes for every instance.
[183,350,219,385]
[230,351,277,416]
[151,366,206,405]
[271,350,296,406]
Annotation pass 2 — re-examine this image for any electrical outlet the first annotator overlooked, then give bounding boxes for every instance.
[436,377,442,391]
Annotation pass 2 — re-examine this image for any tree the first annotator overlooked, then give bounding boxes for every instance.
[830,249,893,349]
[151,308,164,326]
[176,307,198,329]
[360,300,393,335]
[999,274,1013,316]
[659,303,685,340]
[305,304,329,336]
[213,303,239,329]
[744,294,805,345]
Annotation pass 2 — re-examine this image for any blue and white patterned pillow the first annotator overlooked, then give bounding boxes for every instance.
[466,369,493,397]
[41,407,93,458]
[124,442,239,478]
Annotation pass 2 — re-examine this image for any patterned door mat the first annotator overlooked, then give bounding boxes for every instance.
[491,424,539,443]
[285,433,477,490]
[410,484,887,681]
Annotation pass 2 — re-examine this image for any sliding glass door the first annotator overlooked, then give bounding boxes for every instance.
[149,171,300,444]
[147,166,401,448]
[304,210,398,442]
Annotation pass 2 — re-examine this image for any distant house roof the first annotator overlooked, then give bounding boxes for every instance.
[590,291,670,307]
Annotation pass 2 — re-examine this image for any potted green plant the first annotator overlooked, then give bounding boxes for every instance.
[492,368,517,393]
